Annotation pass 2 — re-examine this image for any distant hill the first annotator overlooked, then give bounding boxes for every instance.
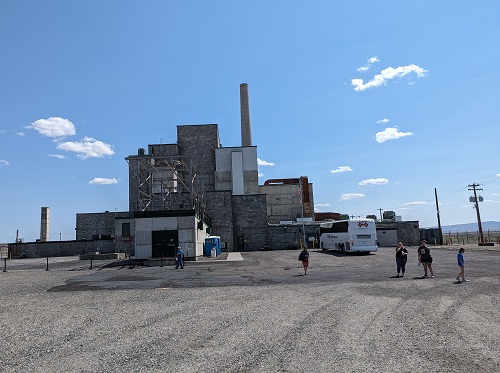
[425,221,500,232]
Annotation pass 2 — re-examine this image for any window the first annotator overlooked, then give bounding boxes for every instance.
[122,222,131,237]
[357,235,372,239]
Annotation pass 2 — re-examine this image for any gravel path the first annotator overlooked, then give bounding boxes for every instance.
[0,246,498,372]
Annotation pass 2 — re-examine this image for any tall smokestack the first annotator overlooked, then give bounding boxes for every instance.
[40,207,50,242]
[240,83,252,147]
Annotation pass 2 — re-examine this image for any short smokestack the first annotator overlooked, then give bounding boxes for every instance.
[40,207,50,242]
[240,83,252,147]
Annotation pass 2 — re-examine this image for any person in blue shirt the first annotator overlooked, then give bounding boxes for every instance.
[175,246,184,269]
[456,247,469,282]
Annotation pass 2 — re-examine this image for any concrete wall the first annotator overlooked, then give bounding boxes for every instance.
[8,239,134,258]
[205,190,234,251]
[76,211,133,240]
[232,194,268,251]
[215,147,259,194]
[376,221,420,247]
[259,183,308,224]
[134,215,208,259]
[177,124,219,192]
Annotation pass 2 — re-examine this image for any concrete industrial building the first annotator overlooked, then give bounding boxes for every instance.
[75,83,316,259]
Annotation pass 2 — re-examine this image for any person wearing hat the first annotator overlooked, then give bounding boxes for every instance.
[417,239,434,278]
[175,246,184,269]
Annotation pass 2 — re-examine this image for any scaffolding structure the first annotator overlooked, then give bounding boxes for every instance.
[126,154,206,214]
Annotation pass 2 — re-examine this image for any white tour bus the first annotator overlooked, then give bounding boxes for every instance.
[319,218,378,254]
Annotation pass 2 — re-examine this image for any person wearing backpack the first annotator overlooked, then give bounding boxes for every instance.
[298,246,309,275]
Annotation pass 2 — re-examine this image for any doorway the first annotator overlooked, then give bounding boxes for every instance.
[152,230,178,257]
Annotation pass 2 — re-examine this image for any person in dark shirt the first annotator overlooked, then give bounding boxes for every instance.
[417,239,434,278]
[299,246,309,275]
[395,242,408,277]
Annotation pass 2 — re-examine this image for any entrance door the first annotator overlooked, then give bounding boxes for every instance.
[236,235,244,251]
[152,230,178,257]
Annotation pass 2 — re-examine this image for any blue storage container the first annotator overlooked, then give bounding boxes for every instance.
[204,236,221,257]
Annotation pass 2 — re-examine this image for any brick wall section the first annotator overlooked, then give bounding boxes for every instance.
[177,125,219,191]
[205,190,234,251]
[232,194,267,251]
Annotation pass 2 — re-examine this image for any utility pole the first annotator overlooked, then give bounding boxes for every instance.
[468,183,484,244]
[378,208,383,220]
[434,188,443,245]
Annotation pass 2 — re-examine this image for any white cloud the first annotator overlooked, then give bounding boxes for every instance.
[497,174,500,177]
[330,166,353,174]
[89,178,118,185]
[26,117,76,138]
[352,64,428,91]
[403,201,428,206]
[484,199,500,204]
[375,127,413,143]
[258,158,275,166]
[315,203,331,208]
[258,172,264,178]
[16,132,25,136]
[358,178,389,186]
[376,118,390,124]
[357,56,380,72]
[492,193,499,196]
[49,154,67,159]
[340,193,365,201]
[0,129,5,134]
[0,160,9,166]
[57,137,114,160]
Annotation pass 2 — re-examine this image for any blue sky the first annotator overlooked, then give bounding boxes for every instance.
[1,1,499,242]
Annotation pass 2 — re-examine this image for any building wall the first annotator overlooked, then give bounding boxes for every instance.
[215,147,259,194]
[376,221,420,247]
[134,215,208,259]
[76,211,131,240]
[205,190,234,251]
[232,194,268,251]
[177,124,219,191]
[8,239,134,258]
[259,183,312,224]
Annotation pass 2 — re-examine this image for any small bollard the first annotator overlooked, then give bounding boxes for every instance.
[129,257,133,269]
[90,256,93,270]
[3,258,7,272]
[160,257,164,267]
[45,257,49,271]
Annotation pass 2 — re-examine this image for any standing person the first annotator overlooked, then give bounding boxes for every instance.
[456,248,469,282]
[417,239,434,278]
[298,246,309,275]
[175,246,184,269]
[395,242,408,277]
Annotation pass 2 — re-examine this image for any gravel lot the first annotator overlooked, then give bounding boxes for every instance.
[0,245,499,373]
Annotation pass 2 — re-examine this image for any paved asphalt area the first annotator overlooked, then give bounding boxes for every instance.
[0,245,499,373]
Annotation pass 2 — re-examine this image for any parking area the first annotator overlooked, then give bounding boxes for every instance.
[1,246,499,372]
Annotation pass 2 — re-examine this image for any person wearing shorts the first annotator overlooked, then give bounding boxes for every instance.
[417,239,434,278]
